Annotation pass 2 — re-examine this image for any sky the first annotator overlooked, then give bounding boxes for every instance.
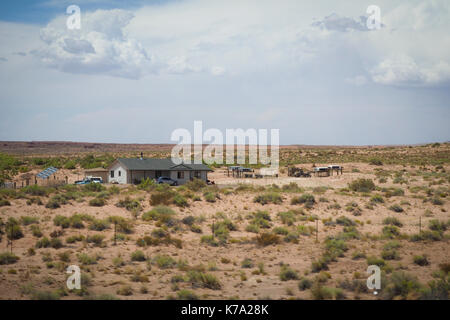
[0,0,449,145]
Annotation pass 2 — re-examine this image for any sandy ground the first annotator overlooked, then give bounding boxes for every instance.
[0,162,449,300]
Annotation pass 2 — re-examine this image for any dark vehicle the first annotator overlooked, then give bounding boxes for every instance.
[156,176,178,186]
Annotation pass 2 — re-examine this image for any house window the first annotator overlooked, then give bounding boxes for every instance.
[118,170,121,177]
[110,170,114,178]
[194,171,201,178]
[177,171,184,179]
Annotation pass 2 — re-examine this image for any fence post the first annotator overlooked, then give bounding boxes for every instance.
[315,219,318,243]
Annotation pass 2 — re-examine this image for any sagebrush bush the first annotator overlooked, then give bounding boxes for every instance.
[291,193,315,207]
[256,232,280,246]
[89,198,106,207]
[187,270,222,290]
[0,252,19,265]
[383,217,403,227]
[254,192,282,205]
[131,250,146,262]
[279,265,299,281]
[176,289,199,300]
[348,179,376,193]
[389,204,404,213]
[413,255,429,266]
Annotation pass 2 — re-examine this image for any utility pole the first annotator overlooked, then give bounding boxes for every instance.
[114,221,117,246]
[419,216,422,234]
[315,219,318,243]
[9,224,13,254]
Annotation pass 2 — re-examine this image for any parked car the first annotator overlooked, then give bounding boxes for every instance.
[75,178,91,185]
[74,177,103,185]
[156,176,178,186]
[90,177,103,184]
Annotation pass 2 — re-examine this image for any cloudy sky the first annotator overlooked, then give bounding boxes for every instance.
[0,0,449,145]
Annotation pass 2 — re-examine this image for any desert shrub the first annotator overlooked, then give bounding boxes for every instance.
[382,272,422,300]
[69,215,85,229]
[410,230,443,242]
[369,158,383,166]
[291,193,315,207]
[0,252,19,265]
[6,218,24,240]
[298,278,313,290]
[203,192,216,203]
[150,186,176,205]
[137,178,157,191]
[348,179,375,193]
[153,254,176,269]
[173,194,189,207]
[77,253,99,265]
[431,197,444,206]
[49,238,63,249]
[36,237,51,248]
[53,215,70,228]
[190,225,202,233]
[336,216,355,227]
[116,285,133,296]
[389,204,404,213]
[383,187,404,197]
[83,183,105,192]
[22,185,50,197]
[413,255,429,266]
[89,198,106,207]
[86,234,105,246]
[352,252,366,260]
[256,232,280,246]
[383,217,403,227]
[30,225,43,237]
[278,211,296,226]
[66,235,84,244]
[254,192,282,205]
[279,265,299,281]
[311,284,345,300]
[89,219,110,231]
[185,178,206,192]
[370,195,384,203]
[366,256,385,267]
[176,289,199,300]
[45,195,69,209]
[296,225,313,236]
[116,197,141,211]
[245,224,260,233]
[381,249,400,260]
[131,250,146,262]
[107,216,133,234]
[142,206,176,226]
[382,226,400,239]
[200,235,219,247]
[241,258,254,269]
[272,226,289,235]
[0,199,11,206]
[428,219,447,232]
[187,270,222,290]
[181,215,195,226]
[31,290,60,300]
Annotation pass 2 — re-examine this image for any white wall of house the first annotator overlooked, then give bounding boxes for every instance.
[170,170,190,185]
[108,163,127,184]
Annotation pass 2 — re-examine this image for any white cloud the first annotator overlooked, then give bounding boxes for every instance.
[371,55,450,87]
[34,9,155,79]
[311,13,369,32]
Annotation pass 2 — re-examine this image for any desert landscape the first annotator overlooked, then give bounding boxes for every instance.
[0,142,448,300]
